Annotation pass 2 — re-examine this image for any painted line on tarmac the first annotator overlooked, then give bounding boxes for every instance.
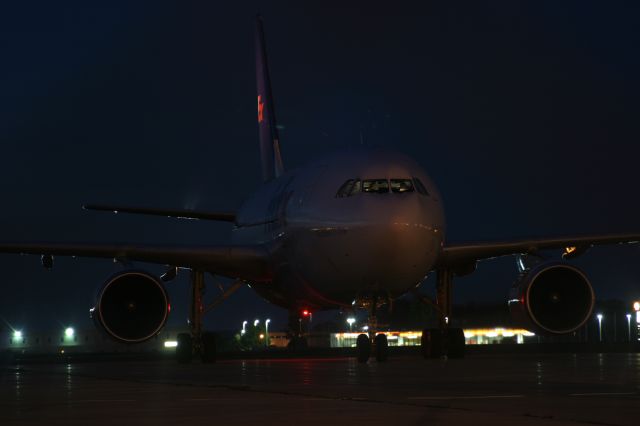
[183,398,244,402]
[569,392,636,397]
[408,395,523,400]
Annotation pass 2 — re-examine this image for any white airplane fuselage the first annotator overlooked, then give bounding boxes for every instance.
[232,149,445,311]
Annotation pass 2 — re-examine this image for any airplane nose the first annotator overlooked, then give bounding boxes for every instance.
[354,219,440,296]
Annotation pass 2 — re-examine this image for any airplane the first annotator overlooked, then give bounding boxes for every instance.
[1,16,639,363]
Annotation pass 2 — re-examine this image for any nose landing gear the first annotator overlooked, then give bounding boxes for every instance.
[354,293,390,363]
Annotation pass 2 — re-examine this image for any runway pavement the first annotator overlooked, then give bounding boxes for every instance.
[1,352,639,425]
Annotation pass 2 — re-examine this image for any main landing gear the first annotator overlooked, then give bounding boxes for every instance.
[176,270,243,363]
[355,294,390,363]
[418,269,466,359]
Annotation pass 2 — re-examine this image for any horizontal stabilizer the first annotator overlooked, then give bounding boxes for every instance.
[83,204,236,222]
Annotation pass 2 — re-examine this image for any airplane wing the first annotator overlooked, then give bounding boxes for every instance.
[438,233,640,268]
[83,204,236,222]
[0,242,271,281]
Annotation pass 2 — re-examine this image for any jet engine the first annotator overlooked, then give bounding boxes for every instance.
[508,262,594,334]
[92,270,170,343]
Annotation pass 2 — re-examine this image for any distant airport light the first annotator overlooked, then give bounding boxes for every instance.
[164,341,178,348]
[596,314,603,342]
[254,319,260,327]
[241,320,248,335]
[265,319,271,347]
[347,317,355,331]
[626,314,632,342]
[259,334,265,340]
[636,311,640,324]
[634,301,640,312]
[463,328,535,338]
[13,330,22,339]
[65,327,75,338]
[302,310,310,317]
[363,325,369,331]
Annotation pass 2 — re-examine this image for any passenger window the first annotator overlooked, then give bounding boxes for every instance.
[362,179,389,194]
[390,179,414,193]
[413,178,430,196]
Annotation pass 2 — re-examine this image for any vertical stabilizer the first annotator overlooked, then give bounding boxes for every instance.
[256,15,284,182]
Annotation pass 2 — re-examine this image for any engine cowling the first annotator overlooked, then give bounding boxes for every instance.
[508,262,594,334]
[92,270,170,343]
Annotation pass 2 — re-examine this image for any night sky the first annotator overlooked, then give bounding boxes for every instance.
[2,1,640,334]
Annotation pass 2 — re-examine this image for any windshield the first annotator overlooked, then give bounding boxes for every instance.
[362,179,389,194]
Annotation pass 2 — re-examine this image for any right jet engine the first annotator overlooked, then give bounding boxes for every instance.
[508,262,595,334]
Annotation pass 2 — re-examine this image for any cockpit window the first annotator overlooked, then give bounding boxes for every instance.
[362,179,389,194]
[350,179,362,195]
[413,178,430,196]
[336,180,354,198]
[390,179,414,193]
[335,179,362,198]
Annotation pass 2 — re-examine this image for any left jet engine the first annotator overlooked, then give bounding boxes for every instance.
[92,270,170,343]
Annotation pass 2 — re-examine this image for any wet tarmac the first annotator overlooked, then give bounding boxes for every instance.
[1,352,639,425]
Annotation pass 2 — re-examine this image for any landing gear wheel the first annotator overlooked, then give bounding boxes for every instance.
[374,333,388,362]
[446,328,465,359]
[176,333,193,364]
[356,333,371,363]
[201,332,217,363]
[421,328,443,359]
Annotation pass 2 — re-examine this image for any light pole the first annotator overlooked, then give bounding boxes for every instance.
[597,314,603,343]
[347,317,355,332]
[242,320,248,335]
[265,319,271,348]
[627,314,632,342]
[635,302,640,342]
[254,319,260,327]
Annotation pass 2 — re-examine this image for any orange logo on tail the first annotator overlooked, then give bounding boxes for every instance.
[257,95,264,123]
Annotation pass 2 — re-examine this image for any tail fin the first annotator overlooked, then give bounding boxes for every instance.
[256,15,284,182]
